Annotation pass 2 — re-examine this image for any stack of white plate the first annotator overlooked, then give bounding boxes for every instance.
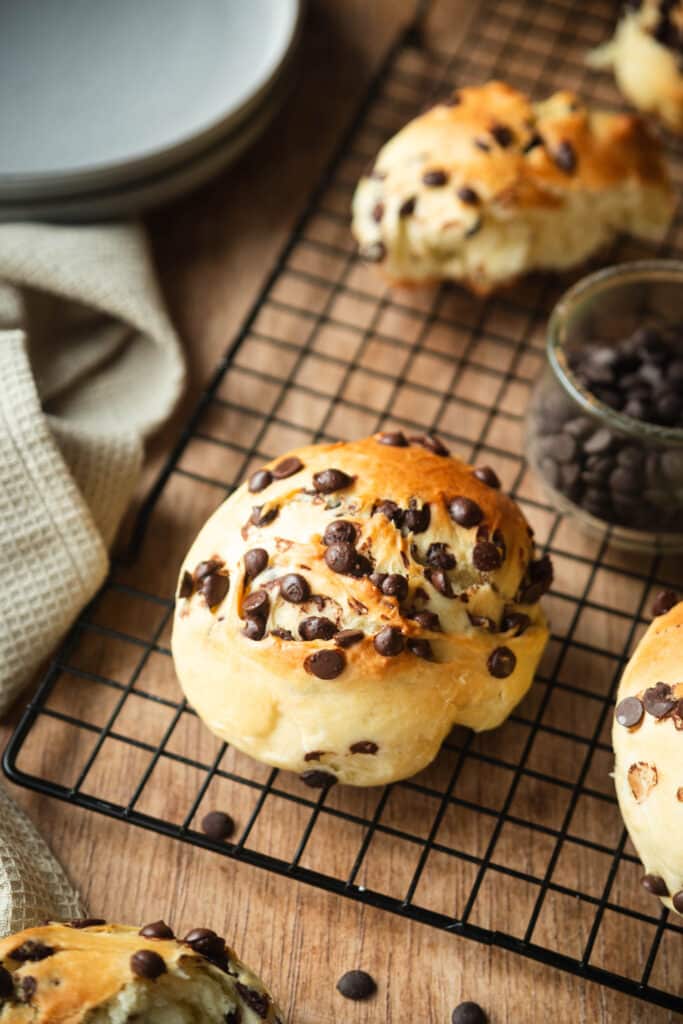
[0,0,302,221]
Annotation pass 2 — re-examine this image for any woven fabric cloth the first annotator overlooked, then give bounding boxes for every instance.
[0,785,84,936]
[0,222,184,716]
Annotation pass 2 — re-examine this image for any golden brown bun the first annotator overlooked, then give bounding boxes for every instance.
[351,81,672,294]
[612,601,683,915]
[0,921,283,1022]
[172,434,551,787]
[589,2,683,133]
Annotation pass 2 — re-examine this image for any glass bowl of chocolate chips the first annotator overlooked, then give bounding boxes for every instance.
[526,260,683,552]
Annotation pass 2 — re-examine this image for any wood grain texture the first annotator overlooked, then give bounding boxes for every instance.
[1,2,681,1021]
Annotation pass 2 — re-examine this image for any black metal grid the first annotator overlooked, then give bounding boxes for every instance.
[5,0,683,1012]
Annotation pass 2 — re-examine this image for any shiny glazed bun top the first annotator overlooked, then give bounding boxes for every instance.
[172,433,551,787]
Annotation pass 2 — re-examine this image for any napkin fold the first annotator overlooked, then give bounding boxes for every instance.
[0,222,185,715]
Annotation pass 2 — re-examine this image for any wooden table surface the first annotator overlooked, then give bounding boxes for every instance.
[0,3,679,1021]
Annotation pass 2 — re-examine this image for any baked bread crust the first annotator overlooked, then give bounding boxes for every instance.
[172,434,551,787]
[351,81,672,294]
[0,921,283,1022]
[612,601,683,915]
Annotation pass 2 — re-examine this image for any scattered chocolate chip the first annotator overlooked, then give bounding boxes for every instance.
[370,572,387,590]
[235,984,270,1019]
[242,617,266,641]
[468,613,497,631]
[426,567,454,598]
[131,949,166,979]
[643,682,677,719]
[304,750,324,762]
[194,559,222,582]
[272,456,303,479]
[244,548,268,579]
[517,555,553,603]
[552,139,576,173]
[183,928,226,964]
[250,505,278,527]
[323,519,357,546]
[449,496,483,527]
[178,570,193,599]
[350,740,379,755]
[334,629,364,647]
[423,168,449,186]
[500,611,531,636]
[615,696,644,728]
[641,874,669,897]
[374,626,405,656]
[325,542,363,576]
[399,196,416,217]
[225,1009,242,1024]
[67,918,106,928]
[410,434,450,456]
[490,123,514,147]
[313,468,354,493]
[280,573,310,603]
[249,469,272,493]
[201,811,235,841]
[652,589,678,617]
[243,589,270,617]
[305,648,346,679]
[18,977,36,1002]
[523,132,543,153]
[377,430,408,447]
[270,627,294,640]
[426,542,456,570]
[0,966,12,999]
[408,638,433,659]
[404,501,430,533]
[139,920,175,940]
[300,769,337,789]
[452,1001,487,1024]
[475,541,504,572]
[473,465,500,489]
[457,185,480,205]
[382,573,409,601]
[201,572,229,607]
[360,242,386,262]
[487,646,516,678]
[337,970,377,1001]
[9,941,54,962]
[412,609,441,631]
[372,202,384,223]
[374,499,404,526]
[299,616,337,641]
[673,891,683,914]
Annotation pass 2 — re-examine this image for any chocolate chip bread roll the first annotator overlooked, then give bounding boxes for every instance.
[172,433,551,788]
[589,0,683,133]
[351,81,672,294]
[613,595,683,915]
[0,920,283,1021]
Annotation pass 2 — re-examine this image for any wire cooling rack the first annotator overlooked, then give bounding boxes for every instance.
[5,0,683,1012]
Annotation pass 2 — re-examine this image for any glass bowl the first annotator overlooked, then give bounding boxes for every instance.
[525,261,683,553]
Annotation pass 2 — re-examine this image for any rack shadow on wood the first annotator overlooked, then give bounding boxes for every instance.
[5,0,683,1012]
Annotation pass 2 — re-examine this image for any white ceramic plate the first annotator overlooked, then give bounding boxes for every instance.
[0,0,301,199]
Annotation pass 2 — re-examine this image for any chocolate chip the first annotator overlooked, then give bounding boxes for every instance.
[270,627,294,640]
[243,589,269,617]
[131,949,166,979]
[325,542,360,576]
[18,977,36,1002]
[242,617,266,640]
[517,555,553,603]
[0,967,12,999]
[673,891,683,914]
[337,969,377,1001]
[178,570,193,599]
[300,769,337,789]
[452,1001,487,1024]
[304,750,324,762]
[377,430,408,447]
[449,496,483,527]
[457,185,479,204]
[523,133,543,153]
[299,616,337,641]
[250,505,278,527]
[552,139,576,173]
[399,196,416,217]
[350,740,379,755]
[382,573,409,601]
[500,611,531,636]
[490,123,514,147]
[313,468,354,493]
[280,573,310,603]
[225,1010,242,1024]
[183,929,226,964]
[139,920,174,940]
[427,542,456,570]
[201,811,235,841]
[472,541,502,572]
[412,610,441,631]
[652,589,678,617]
[426,567,454,597]
[305,648,346,679]
[323,519,357,546]
[408,638,433,659]
[9,941,54,962]
[410,434,450,456]
[487,646,516,678]
[643,682,677,719]
[374,499,404,526]
[249,469,272,493]
[235,984,270,1018]
[615,696,644,728]
[423,168,449,186]
[641,874,669,896]
[201,572,229,607]
[67,918,106,928]
[194,558,222,582]
[244,548,268,579]
[403,501,430,533]
[374,626,404,656]
[473,465,500,488]
[334,629,364,647]
[372,202,384,223]
[468,613,497,631]
[360,242,386,262]
[271,456,303,479]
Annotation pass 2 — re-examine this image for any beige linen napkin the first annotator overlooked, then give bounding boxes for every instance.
[0,222,185,716]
